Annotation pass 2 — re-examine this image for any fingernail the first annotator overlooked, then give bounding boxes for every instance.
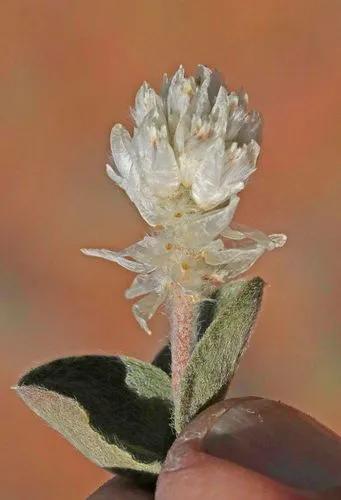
[162,398,249,472]
[202,398,341,492]
[203,398,268,461]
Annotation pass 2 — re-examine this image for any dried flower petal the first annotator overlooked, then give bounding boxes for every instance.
[106,65,263,226]
[83,65,286,333]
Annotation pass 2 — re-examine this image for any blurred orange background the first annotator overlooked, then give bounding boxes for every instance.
[1,1,341,498]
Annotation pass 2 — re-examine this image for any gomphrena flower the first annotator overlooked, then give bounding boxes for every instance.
[18,65,316,497]
[106,65,262,226]
[82,65,286,337]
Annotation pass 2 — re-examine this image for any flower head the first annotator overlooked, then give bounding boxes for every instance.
[83,65,286,334]
[107,65,262,226]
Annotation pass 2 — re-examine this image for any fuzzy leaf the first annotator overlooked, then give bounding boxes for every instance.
[175,277,264,433]
[16,355,173,475]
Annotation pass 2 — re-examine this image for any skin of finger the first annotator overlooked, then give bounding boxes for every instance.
[156,450,311,500]
[87,477,154,500]
[155,397,341,500]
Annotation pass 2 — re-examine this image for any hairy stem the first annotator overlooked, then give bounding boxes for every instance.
[168,285,196,397]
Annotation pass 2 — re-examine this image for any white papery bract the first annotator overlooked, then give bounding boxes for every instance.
[107,65,262,226]
[81,196,286,333]
[83,65,287,333]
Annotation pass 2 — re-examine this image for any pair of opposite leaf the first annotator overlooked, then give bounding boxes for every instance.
[16,277,263,484]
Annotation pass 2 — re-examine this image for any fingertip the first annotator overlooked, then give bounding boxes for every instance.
[156,398,341,499]
[156,450,307,500]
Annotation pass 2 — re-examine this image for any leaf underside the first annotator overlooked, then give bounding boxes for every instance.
[175,277,264,433]
[17,355,174,475]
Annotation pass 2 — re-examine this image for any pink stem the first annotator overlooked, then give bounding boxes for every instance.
[168,285,196,397]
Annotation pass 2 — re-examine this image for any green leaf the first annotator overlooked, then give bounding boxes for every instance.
[16,355,173,476]
[175,277,265,433]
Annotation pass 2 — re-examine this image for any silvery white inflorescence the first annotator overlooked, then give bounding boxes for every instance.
[82,65,286,333]
[106,65,262,226]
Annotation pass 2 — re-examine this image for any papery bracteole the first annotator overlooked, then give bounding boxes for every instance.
[107,65,262,226]
[82,64,286,333]
[81,217,286,333]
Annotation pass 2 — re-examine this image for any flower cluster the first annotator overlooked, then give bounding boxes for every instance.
[106,65,261,226]
[82,65,286,333]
